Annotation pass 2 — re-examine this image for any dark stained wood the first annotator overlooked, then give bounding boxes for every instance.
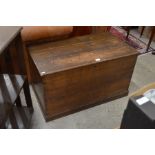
[72,26,92,36]
[146,27,155,52]
[140,26,145,37]
[0,34,26,75]
[9,108,19,129]
[23,79,33,108]
[0,27,33,129]
[28,52,46,112]
[29,32,139,121]
[30,32,138,75]
[71,26,110,37]
[0,27,21,55]
[16,96,22,107]
[25,26,110,83]
[0,74,33,128]
[0,104,11,128]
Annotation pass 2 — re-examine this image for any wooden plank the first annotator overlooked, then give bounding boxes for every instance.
[30,32,139,75]
[44,56,137,118]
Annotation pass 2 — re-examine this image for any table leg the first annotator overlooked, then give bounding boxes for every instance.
[16,96,22,107]
[140,26,145,37]
[126,27,131,39]
[146,27,155,52]
[23,79,33,110]
[9,108,19,129]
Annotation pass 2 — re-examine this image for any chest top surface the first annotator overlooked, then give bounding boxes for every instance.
[0,26,22,55]
[30,32,139,75]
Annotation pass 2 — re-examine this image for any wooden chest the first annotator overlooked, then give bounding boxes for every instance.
[28,32,138,121]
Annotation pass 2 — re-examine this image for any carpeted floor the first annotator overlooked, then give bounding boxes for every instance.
[110,27,155,53]
[30,29,155,129]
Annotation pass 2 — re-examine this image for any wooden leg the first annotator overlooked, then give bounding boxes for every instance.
[126,27,130,39]
[107,26,111,31]
[140,26,145,37]
[17,107,28,128]
[16,96,22,107]
[9,108,19,129]
[146,27,155,52]
[0,120,7,129]
[23,79,33,110]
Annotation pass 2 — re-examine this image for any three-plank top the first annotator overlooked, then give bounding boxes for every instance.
[30,32,139,75]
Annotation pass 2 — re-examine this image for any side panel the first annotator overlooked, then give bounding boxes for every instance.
[29,53,46,114]
[44,55,137,120]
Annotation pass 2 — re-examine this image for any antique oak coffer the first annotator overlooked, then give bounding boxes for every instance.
[28,32,138,121]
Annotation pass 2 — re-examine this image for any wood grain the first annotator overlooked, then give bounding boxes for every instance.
[29,32,138,121]
[0,29,33,128]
